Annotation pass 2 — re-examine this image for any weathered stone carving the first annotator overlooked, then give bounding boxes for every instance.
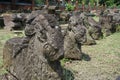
[78,12,104,44]
[99,9,120,36]
[3,14,64,80]
[59,11,71,24]
[99,13,113,36]
[79,13,97,45]
[3,13,27,31]
[111,13,120,32]
[64,12,86,60]
[85,16,102,40]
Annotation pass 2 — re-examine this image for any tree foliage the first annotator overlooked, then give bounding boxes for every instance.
[79,0,120,7]
[34,0,120,8]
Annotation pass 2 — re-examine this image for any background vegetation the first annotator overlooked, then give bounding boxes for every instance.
[35,0,120,8]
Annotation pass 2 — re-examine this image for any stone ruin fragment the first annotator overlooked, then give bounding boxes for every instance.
[69,12,102,45]
[63,11,102,60]
[99,13,114,36]
[99,9,120,36]
[63,11,103,46]
[2,14,64,80]
[85,16,102,40]
[63,12,87,60]
[63,12,101,60]
[3,13,27,31]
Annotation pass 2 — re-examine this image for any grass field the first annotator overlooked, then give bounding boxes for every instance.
[64,32,120,80]
[0,29,120,80]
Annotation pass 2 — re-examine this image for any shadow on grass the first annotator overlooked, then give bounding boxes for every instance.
[63,68,74,80]
[82,53,91,61]
[61,53,91,80]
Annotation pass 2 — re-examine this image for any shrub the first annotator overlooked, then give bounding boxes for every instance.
[65,3,75,11]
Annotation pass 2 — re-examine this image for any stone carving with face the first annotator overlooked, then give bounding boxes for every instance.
[3,13,27,31]
[3,14,64,80]
[64,13,86,60]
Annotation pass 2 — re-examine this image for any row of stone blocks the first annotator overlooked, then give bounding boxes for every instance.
[1,9,120,80]
[1,12,84,80]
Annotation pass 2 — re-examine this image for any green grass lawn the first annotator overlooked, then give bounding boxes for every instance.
[63,32,120,80]
[83,32,120,56]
